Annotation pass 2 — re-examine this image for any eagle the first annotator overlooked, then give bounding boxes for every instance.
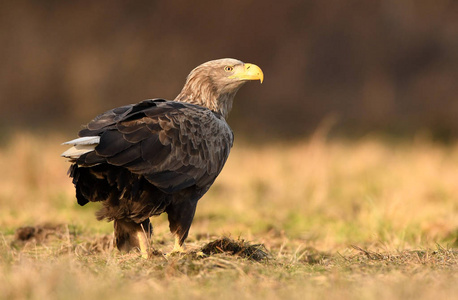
[62,58,263,257]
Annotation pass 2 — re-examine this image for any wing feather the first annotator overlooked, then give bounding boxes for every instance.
[75,99,233,193]
[141,135,171,164]
[106,145,143,166]
[95,131,131,157]
[122,126,152,143]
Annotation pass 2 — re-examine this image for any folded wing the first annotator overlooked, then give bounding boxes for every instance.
[63,99,233,193]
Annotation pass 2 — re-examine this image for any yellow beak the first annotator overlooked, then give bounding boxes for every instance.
[229,63,264,83]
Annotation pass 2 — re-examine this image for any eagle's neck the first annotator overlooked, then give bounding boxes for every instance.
[174,72,240,119]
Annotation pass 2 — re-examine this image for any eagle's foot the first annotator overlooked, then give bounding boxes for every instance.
[164,237,186,258]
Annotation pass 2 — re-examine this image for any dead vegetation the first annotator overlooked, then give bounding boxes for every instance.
[12,225,270,261]
[2,224,457,300]
[7,223,458,271]
[201,237,270,261]
[1,133,458,299]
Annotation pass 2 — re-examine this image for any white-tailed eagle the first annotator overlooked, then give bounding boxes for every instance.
[62,58,263,257]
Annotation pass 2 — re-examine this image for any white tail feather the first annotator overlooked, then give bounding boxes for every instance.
[61,136,100,146]
[61,136,100,158]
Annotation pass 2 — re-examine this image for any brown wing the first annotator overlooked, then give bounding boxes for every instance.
[76,99,233,193]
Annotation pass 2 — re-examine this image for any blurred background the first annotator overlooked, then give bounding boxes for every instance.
[1,2,458,280]
[1,0,458,140]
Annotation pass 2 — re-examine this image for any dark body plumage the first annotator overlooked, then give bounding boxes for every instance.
[63,59,263,256]
[70,100,232,250]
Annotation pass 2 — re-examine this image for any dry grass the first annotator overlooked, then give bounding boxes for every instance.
[1,131,458,300]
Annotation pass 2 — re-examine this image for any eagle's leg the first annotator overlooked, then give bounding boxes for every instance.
[114,218,152,258]
[166,200,198,254]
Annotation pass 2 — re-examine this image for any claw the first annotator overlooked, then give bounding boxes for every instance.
[164,236,186,258]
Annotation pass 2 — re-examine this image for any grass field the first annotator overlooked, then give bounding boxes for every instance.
[1,132,458,299]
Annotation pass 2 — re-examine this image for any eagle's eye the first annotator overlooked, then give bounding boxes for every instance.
[224,66,234,72]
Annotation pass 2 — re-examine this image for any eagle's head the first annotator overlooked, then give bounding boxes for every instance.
[175,58,263,118]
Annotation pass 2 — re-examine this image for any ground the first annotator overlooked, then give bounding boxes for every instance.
[0,132,458,300]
